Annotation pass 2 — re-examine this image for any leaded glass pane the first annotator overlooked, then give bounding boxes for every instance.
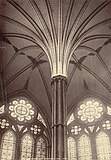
[21,134,34,160]
[37,113,47,127]
[67,113,75,125]
[0,131,15,160]
[68,137,76,160]
[96,132,111,160]
[0,105,5,114]
[78,134,92,160]
[107,106,111,115]
[36,137,46,159]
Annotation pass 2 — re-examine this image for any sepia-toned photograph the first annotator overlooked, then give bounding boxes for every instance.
[0,0,111,159]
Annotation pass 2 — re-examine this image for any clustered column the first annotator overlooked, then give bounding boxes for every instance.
[51,75,67,160]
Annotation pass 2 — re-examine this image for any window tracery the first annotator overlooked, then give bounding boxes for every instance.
[8,98,35,123]
[37,113,47,127]
[67,98,111,160]
[30,124,42,135]
[0,118,9,129]
[77,98,103,123]
[67,113,75,125]
[107,106,111,115]
[102,120,111,130]
[0,97,48,160]
[70,125,82,135]
[0,105,5,114]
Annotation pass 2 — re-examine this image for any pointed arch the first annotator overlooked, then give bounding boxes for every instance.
[0,130,16,160]
[20,133,34,160]
[96,132,111,160]
[36,137,47,159]
[68,137,76,160]
[78,134,92,160]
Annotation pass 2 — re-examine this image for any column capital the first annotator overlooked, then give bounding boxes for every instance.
[51,75,67,85]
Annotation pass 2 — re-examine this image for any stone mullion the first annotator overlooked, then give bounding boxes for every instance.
[91,134,98,160]
[76,138,79,160]
[33,137,37,159]
[16,134,21,160]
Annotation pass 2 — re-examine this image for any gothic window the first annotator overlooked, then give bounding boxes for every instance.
[96,132,111,160]
[67,98,111,160]
[21,133,34,160]
[36,137,46,159]
[0,131,15,160]
[0,97,49,160]
[68,137,76,160]
[78,134,92,160]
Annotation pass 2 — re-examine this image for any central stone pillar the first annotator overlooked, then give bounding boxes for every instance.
[51,75,67,160]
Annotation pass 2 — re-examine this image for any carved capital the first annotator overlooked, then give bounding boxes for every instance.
[51,75,67,85]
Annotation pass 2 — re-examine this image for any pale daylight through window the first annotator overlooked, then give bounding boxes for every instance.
[67,98,111,160]
[0,97,48,160]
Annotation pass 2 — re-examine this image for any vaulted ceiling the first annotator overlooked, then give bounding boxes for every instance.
[0,0,111,128]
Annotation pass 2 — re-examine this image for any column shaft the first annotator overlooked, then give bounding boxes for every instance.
[51,76,67,160]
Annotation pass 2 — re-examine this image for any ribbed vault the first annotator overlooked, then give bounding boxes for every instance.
[0,0,111,129]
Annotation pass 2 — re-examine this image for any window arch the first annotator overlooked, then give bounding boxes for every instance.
[36,137,47,159]
[20,133,34,160]
[78,134,92,160]
[67,97,111,160]
[96,132,111,160]
[0,130,16,160]
[0,97,50,160]
[68,137,76,160]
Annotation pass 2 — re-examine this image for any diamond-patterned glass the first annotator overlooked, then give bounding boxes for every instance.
[36,138,46,159]
[78,134,92,160]
[0,131,15,160]
[21,134,34,160]
[96,132,111,160]
[68,137,76,160]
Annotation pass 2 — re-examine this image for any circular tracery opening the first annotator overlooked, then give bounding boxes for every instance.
[7,97,36,123]
[76,98,104,123]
